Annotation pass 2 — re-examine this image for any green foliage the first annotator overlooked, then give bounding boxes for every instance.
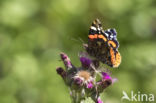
[0,0,156,103]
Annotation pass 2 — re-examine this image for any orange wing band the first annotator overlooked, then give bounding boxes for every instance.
[108,40,117,48]
[89,34,107,41]
[110,47,121,68]
[114,51,121,67]
[98,35,107,41]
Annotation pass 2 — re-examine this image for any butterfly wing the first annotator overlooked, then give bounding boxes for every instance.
[105,28,119,49]
[104,29,121,67]
[86,19,109,64]
[85,19,121,68]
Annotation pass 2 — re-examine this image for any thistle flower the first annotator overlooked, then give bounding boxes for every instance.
[97,97,103,103]
[73,70,94,88]
[80,57,92,68]
[96,72,113,93]
[56,52,116,103]
[56,67,67,80]
[60,53,73,69]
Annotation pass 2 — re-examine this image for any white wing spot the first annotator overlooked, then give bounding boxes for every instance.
[110,35,114,38]
[107,29,111,32]
[90,26,97,31]
[105,33,109,37]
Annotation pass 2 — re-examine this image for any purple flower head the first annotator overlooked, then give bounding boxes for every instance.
[95,72,113,93]
[102,72,112,80]
[56,67,66,79]
[60,53,67,60]
[60,53,72,69]
[97,97,103,103]
[96,79,112,92]
[87,82,93,89]
[80,57,91,68]
[74,78,83,86]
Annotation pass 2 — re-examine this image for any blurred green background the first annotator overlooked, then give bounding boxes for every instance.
[0,0,156,103]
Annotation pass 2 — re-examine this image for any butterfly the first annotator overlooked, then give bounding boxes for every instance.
[84,19,121,68]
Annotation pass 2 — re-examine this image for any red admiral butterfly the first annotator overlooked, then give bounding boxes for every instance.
[84,19,121,68]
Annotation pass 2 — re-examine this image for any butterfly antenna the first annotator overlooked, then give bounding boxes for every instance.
[69,37,80,43]
[78,37,85,44]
